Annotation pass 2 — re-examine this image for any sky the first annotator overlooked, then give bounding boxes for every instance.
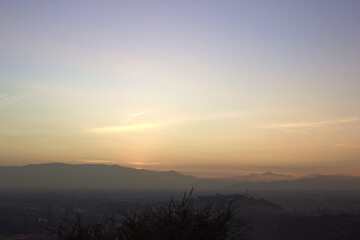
[1,0,360,177]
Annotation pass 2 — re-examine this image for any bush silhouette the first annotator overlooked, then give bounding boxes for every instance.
[54,190,249,240]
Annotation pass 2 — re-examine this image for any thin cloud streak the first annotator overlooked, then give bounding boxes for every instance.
[129,162,160,166]
[86,123,161,133]
[0,92,39,107]
[85,111,243,133]
[127,107,164,121]
[258,117,360,133]
[81,160,117,163]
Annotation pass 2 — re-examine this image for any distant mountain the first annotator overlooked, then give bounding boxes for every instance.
[0,163,202,191]
[223,172,296,182]
[1,163,360,191]
[229,174,360,191]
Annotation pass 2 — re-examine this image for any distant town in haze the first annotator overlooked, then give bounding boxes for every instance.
[1,0,360,239]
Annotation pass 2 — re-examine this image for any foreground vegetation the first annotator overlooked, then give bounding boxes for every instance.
[54,190,249,240]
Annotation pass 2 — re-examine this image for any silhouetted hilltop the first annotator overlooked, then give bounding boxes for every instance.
[194,194,284,216]
[0,163,199,190]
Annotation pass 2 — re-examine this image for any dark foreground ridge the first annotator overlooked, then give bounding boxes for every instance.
[1,191,360,240]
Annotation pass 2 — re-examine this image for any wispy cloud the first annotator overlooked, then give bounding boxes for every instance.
[81,160,117,163]
[258,117,360,134]
[0,92,39,107]
[86,123,161,133]
[128,161,160,166]
[86,107,166,133]
[127,107,164,121]
[85,111,243,133]
[0,81,56,107]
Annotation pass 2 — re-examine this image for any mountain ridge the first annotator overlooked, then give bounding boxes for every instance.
[0,163,199,191]
[1,163,360,191]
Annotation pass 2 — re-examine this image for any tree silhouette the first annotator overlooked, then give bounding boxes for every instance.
[54,190,249,240]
